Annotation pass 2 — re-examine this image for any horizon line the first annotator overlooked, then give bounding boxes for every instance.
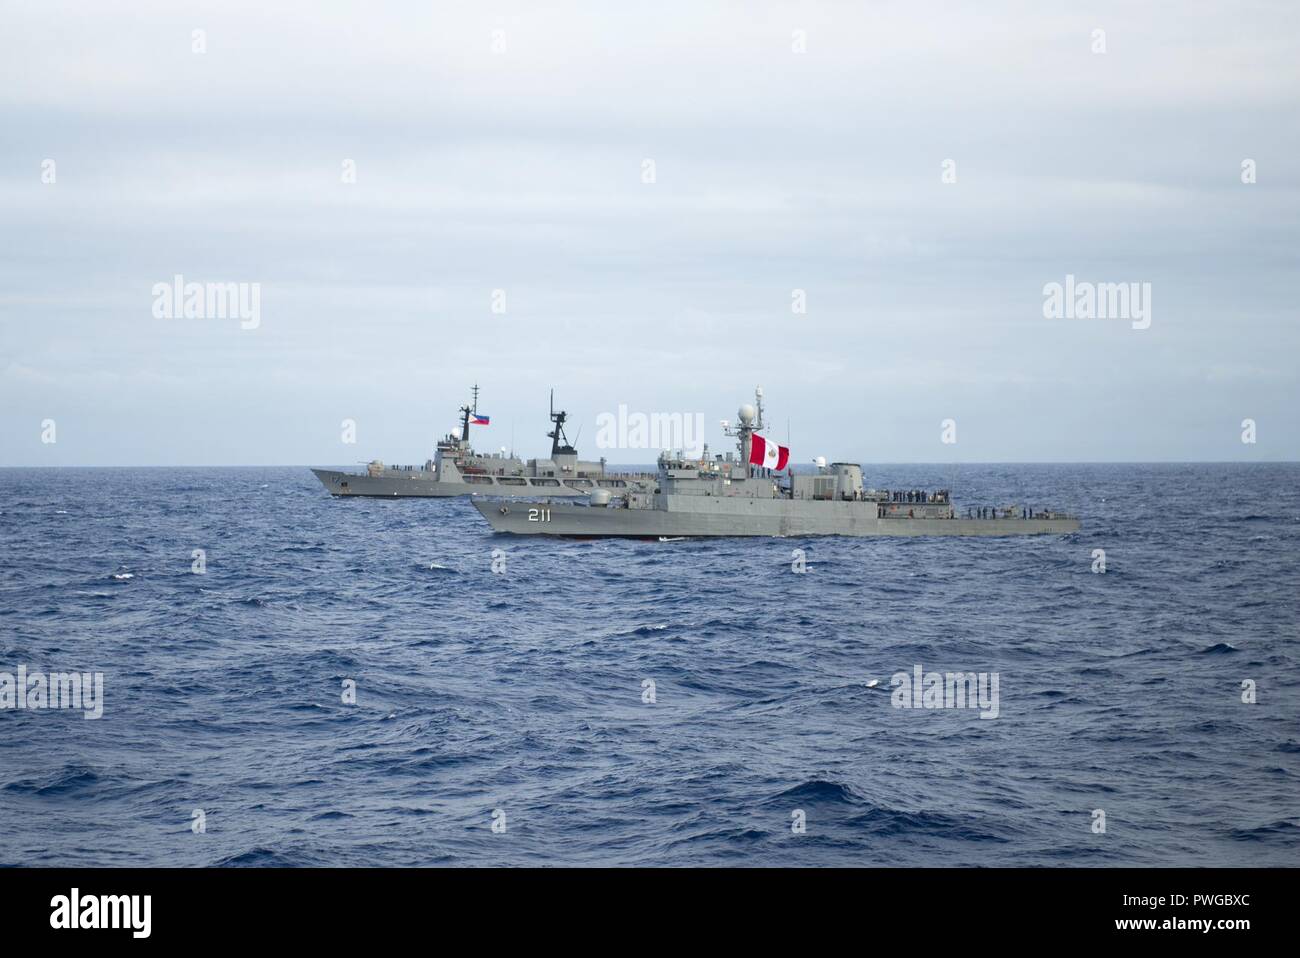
[2,460,1297,469]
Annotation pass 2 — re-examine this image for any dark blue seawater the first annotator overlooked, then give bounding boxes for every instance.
[1,464,1297,867]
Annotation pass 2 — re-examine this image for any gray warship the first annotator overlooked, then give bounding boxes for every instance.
[473,388,1081,538]
[312,387,648,498]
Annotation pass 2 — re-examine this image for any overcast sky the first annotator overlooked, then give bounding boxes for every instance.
[2,1,1297,465]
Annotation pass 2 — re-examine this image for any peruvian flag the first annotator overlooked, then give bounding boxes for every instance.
[749,434,790,471]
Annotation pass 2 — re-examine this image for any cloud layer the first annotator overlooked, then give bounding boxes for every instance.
[2,1,1297,464]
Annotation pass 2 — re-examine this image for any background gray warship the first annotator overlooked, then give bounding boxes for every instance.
[474,388,1081,539]
[312,387,649,498]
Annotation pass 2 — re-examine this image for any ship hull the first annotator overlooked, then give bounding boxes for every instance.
[473,496,1080,538]
[311,468,637,499]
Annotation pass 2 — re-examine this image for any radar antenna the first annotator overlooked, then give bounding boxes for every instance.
[722,385,767,478]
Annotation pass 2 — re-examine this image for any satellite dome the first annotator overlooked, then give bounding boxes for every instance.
[738,403,756,425]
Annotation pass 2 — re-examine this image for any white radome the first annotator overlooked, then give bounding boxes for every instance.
[738,403,756,425]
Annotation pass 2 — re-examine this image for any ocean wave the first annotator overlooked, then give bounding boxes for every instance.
[1199,642,1238,654]
[1228,821,1300,845]
[3,462,1296,867]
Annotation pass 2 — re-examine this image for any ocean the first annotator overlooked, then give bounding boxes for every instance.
[1,463,1296,867]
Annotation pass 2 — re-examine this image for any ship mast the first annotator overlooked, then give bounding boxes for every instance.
[458,383,479,449]
[723,386,765,480]
[547,388,575,457]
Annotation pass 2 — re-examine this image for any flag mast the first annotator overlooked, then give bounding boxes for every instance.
[724,386,765,480]
[458,383,479,449]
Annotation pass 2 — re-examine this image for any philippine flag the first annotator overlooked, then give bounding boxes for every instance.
[471,414,490,426]
[748,434,790,471]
